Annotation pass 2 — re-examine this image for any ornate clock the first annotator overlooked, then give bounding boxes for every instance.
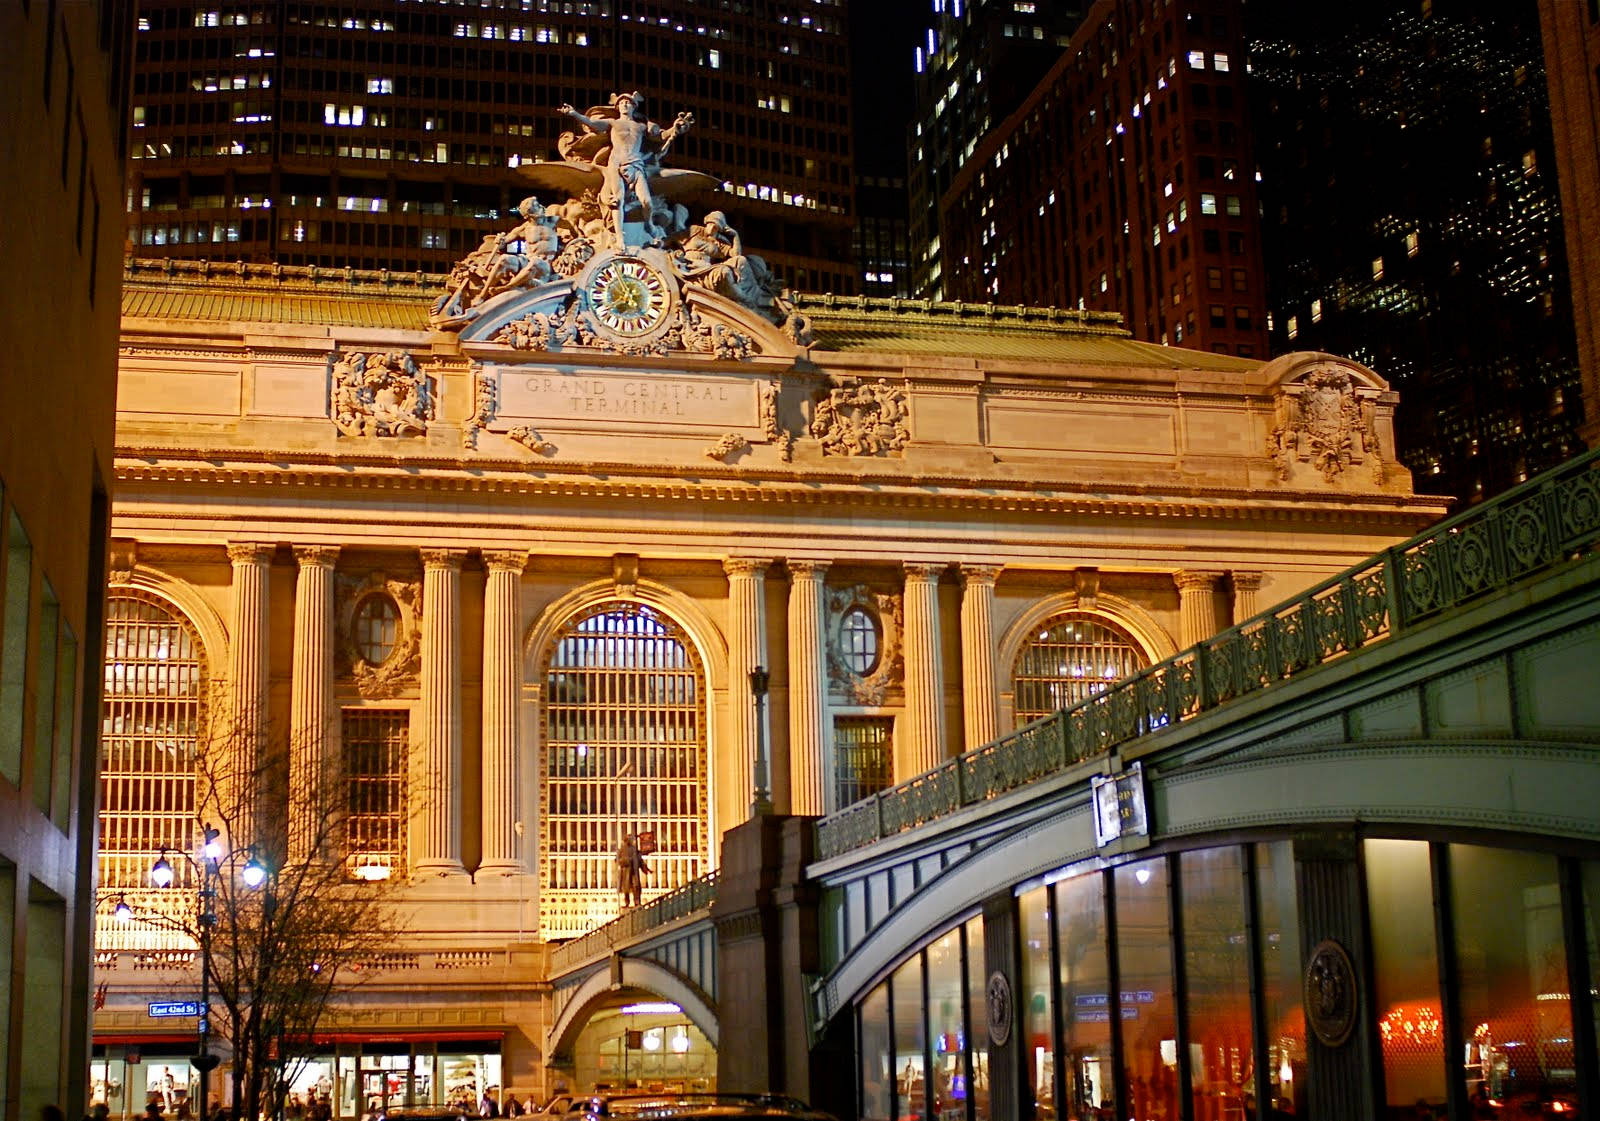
[585,257,671,336]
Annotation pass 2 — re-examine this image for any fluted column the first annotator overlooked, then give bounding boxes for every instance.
[225,543,273,817]
[959,564,1001,751]
[902,562,948,776]
[417,548,468,877]
[724,558,770,819]
[289,545,339,863]
[1174,570,1224,648]
[480,550,528,876]
[785,560,830,815]
[1231,571,1264,626]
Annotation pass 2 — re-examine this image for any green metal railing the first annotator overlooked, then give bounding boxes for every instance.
[548,870,720,975]
[816,446,1600,860]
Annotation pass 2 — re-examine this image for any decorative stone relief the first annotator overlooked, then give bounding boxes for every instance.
[336,571,422,699]
[825,584,904,704]
[490,296,759,360]
[760,381,781,440]
[1269,365,1384,484]
[811,379,911,457]
[329,351,433,438]
[508,426,556,455]
[431,197,567,328]
[704,433,748,461]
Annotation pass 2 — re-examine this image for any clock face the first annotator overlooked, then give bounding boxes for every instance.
[587,258,670,336]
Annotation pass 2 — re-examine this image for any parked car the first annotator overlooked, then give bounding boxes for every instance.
[377,1108,474,1121]
[563,1094,834,1121]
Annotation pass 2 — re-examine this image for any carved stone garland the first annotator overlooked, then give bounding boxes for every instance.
[1268,367,1384,485]
[811,379,911,457]
[335,571,423,699]
[825,584,904,705]
[329,351,433,438]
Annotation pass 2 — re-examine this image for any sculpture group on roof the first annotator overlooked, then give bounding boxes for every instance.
[428,90,807,345]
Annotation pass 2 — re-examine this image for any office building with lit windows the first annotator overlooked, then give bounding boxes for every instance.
[0,3,133,1121]
[937,0,1268,359]
[904,0,1088,299]
[1251,0,1586,503]
[126,1,858,293]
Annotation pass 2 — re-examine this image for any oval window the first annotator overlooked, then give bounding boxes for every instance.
[354,595,400,665]
[840,607,880,676]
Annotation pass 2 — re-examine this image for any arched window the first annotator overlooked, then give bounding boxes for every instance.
[1012,612,1149,726]
[539,601,707,939]
[99,589,207,949]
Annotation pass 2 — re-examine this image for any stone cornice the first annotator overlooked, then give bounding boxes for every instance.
[112,451,1450,527]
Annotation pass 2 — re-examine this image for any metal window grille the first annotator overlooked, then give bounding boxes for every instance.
[539,601,706,939]
[1012,613,1149,726]
[353,594,399,665]
[98,590,205,950]
[342,708,408,876]
[833,716,894,809]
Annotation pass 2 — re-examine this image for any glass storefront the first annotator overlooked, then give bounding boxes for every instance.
[569,1005,715,1094]
[91,1040,500,1120]
[854,838,1600,1121]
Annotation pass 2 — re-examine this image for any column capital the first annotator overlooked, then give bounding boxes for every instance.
[724,557,772,578]
[1231,570,1265,592]
[227,542,275,566]
[420,548,468,571]
[786,559,830,580]
[1173,569,1224,592]
[959,563,1002,587]
[904,561,947,583]
[483,549,530,574]
[292,544,341,568]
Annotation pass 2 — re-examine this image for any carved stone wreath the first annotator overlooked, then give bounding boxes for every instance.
[810,378,910,457]
[329,351,434,438]
[1268,366,1384,485]
[335,571,422,699]
[825,584,903,704]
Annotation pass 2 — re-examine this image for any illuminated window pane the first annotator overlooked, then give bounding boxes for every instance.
[540,602,706,938]
[834,716,893,808]
[1182,848,1255,1118]
[343,709,408,878]
[1115,859,1178,1121]
[1367,839,1445,1114]
[840,607,880,676]
[1056,871,1111,1120]
[353,594,400,665]
[1020,885,1054,1117]
[1012,613,1147,725]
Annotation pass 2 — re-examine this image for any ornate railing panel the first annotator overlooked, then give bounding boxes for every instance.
[816,448,1600,860]
[548,869,720,975]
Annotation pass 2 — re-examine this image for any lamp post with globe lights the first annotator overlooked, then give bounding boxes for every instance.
[150,823,266,1121]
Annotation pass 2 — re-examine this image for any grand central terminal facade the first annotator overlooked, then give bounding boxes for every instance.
[88,96,1456,1113]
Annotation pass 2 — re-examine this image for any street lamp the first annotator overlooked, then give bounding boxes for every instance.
[150,823,265,1121]
[748,666,772,815]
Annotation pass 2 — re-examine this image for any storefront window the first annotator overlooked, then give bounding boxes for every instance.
[1019,886,1054,1117]
[1366,839,1446,1115]
[1181,847,1253,1121]
[927,928,965,1121]
[1585,861,1600,1091]
[1255,841,1305,1117]
[1055,870,1111,1121]
[860,982,893,1121]
[963,917,990,1121]
[1115,858,1178,1121]
[893,954,927,1121]
[438,1051,500,1109]
[1449,845,1574,1115]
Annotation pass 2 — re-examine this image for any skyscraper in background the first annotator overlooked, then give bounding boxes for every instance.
[904,0,1087,298]
[1251,0,1584,503]
[126,1,858,293]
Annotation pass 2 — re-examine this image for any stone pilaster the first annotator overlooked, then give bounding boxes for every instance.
[289,545,339,863]
[902,562,947,776]
[724,558,770,818]
[1231,571,1264,626]
[1174,570,1224,648]
[225,543,273,813]
[417,548,468,877]
[480,550,528,876]
[785,560,830,816]
[959,564,1001,751]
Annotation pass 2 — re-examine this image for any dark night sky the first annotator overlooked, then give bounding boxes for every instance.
[848,0,925,179]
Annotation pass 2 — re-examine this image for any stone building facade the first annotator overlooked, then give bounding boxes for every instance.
[91,178,1448,1108]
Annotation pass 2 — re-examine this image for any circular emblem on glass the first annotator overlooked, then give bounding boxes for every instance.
[586,257,670,336]
[1304,938,1358,1048]
[986,970,1013,1047]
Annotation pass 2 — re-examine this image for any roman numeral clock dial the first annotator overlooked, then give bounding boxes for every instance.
[585,257,670,337]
